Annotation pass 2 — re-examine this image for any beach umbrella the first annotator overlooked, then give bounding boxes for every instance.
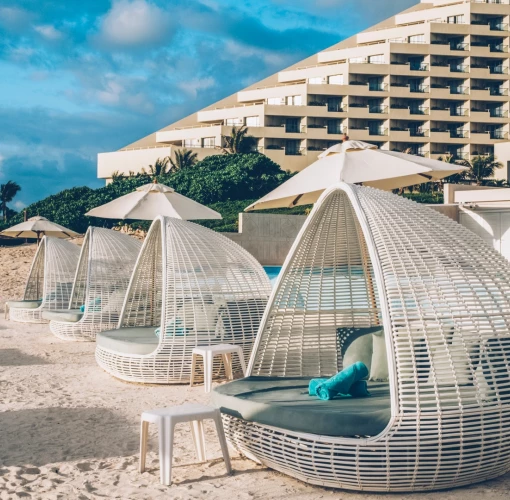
[245,141,467,211]
[85,181,222,221]
[0,216,80,244]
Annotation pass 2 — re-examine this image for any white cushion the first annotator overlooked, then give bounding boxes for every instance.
[102,290,126,314]
[177,302,219,332]
[370,330,389,381]
[344,335,373,372]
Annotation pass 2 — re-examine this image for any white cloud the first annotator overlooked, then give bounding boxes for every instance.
[97,0,174,48]
[34,24,63,41]
[178,77,216,99]
[13,200,26,210]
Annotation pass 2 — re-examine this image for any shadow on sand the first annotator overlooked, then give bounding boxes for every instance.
[0,348,51,367]
[0,407,138,467]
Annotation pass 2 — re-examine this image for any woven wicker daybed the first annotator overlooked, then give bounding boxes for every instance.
[212,183,510,492]
[95,215,272,384]
[45,228,142,341]
[7,236,80,323]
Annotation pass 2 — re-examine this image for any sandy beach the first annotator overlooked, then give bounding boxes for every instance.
[1,243,510,499]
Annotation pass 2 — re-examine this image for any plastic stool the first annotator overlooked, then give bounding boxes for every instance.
[139,403,231,485]
[190,344,247,393]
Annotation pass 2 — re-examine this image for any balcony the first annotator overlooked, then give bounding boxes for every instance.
[489,109,509,117]
[285,147,305,156]
[368,83,388,92]
[490,44,508,53]
[490,22,508,31]
[450,130,468,138]
[326,103,347,113]
[409,62,429,71]
[450,42,469,51]
[450,108,469,117]
[410,85,429,93]
[471,1,509,4]
[410,106,429,116]
[490,87,508,96]
[450,86,470,95]
[284,124,306,133]
[490,65,508,74]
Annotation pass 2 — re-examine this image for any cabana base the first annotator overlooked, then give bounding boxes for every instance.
[222,414,510,492]
[9,306,47,324]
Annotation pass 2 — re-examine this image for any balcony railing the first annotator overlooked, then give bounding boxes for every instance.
[490,109,509,117]
[369,83,388,91]
[450,42,469,51]
[490,87,508,96]
[327,104,346,112]
[472,1,509,5]
[369,105,388,114]
[490,22,508,31]
[409,62,429,71]
[490,44,508,53]
[450,130,468,138]
[410,85,429,93]
[450,86,469,95]
[490,65,508,74]
[369,128,388,136]
[285,124,306,133]
[410,107,429,115]
[285,147,305,156]
[450,64,470,73]
[451,108,469,116]
[327,127,345,135]
[491,130,508,139]
[410,129,429,137]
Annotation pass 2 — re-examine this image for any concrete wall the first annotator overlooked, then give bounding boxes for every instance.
[224,213,307,266]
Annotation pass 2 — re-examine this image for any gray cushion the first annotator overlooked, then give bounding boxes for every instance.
[212,377,391,437]
[96,327,159,355]
[7,300,42,310]
[42,309,83,323]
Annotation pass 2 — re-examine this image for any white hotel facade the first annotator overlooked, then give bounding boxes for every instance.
[98,0,510,182]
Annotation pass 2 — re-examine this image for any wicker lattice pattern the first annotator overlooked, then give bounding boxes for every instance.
[9,237,80,323]
[96,216,272,384]
[49,228,142,341]
[224,183,510,492]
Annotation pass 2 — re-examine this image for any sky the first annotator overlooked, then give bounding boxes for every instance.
[0,0,415,209]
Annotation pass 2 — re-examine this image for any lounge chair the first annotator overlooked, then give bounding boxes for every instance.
[95,215,272,384]
[7,236,80,323]
[212,183,510,492]
[45,227,142,341]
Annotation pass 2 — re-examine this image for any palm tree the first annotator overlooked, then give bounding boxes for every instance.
[169,149,198,172]
[0,180,21,222]
[111,171,125,182]
[438,155,469,185]
[463,154,503,185]
[148,157,170,176]
[221,125,258,154]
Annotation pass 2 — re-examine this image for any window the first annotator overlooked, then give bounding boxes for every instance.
[328,74,344,85]
[202,137,215,148]
[447,15,464,24]
[368,54,385,64]
[349,56,365,64]
[245,116,260,127]
[308,77,324,84]
[184,139,200,148]
[408,34,425,44]
[226,118,243,126]
[267,97,284,105]
[286,95,303,106]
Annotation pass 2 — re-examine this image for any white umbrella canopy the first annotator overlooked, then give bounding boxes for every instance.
[0,216,80,242]
[245,141,467,211]
[85,182,222,221]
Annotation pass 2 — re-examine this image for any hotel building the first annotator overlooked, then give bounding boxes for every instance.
[98,0,510,182]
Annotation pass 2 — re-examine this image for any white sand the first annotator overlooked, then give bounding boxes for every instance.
[1,244,510,499]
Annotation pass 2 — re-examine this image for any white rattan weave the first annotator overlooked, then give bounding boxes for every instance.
[95,216,272,384]
[222,183,510,492]
[8,237,80,323]
[49,228,142,341]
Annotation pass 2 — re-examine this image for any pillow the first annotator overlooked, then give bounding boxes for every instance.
[177,302,219,332]
[343,335,373,372]
[80,297,102,313]
[155,317,188,338]
[370,330,389,381]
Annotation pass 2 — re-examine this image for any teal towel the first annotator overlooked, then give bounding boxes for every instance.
[308,378,370,398]
[310,362,369,401]
[80,297,101,313]
[154,318,188,338]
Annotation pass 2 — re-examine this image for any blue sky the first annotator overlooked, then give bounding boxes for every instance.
[0,0,415,208]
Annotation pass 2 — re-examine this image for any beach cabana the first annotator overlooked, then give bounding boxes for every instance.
[212,183,510,492]
[45,228,142,341]
[95,216,271,384]
[7,236,80,323]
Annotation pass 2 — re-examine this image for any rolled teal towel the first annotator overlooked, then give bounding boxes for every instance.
[308,377,370,398]
[312,362,369,401]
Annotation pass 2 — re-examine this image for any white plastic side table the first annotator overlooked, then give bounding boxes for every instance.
[139,403,231,486]
[190,344,247,393]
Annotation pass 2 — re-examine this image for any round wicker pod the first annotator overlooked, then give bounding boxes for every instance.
[8,236,80,324]
[219,183,510,492]
[49,227,142,341]
[95,215,272,384]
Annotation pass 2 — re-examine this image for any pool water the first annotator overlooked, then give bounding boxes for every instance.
[264,266,282,287]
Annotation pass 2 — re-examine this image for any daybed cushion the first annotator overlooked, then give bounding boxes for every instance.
[212,377,391,437]
[96,327,159,355]
[42,309,83,323]
[7,300,42,310]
